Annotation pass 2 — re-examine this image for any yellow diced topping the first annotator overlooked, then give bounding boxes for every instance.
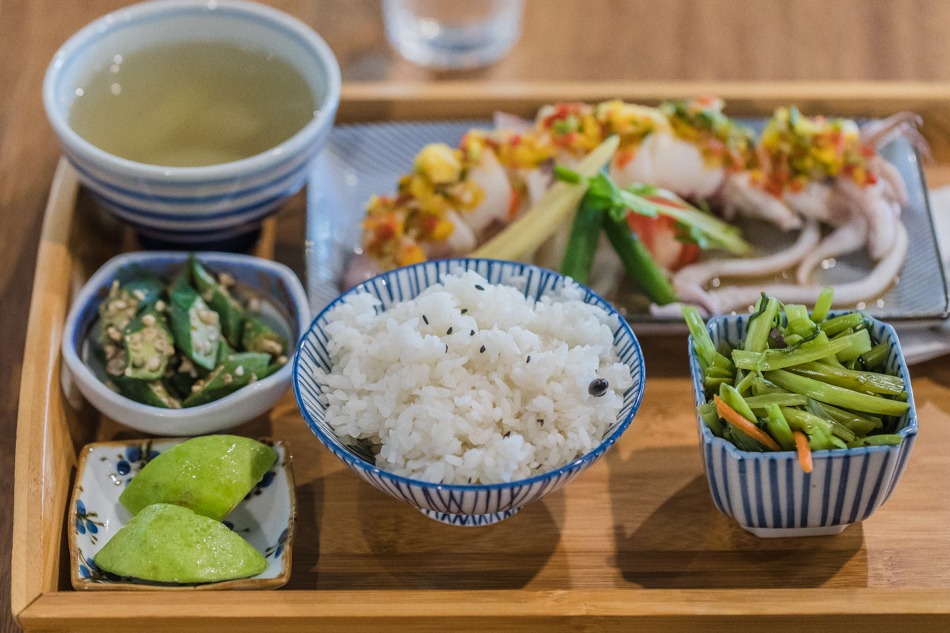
[414,143,463,184]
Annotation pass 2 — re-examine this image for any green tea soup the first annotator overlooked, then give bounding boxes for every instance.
[69,41,316,167]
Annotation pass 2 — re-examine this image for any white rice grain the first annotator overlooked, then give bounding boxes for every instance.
[315,270,633,484]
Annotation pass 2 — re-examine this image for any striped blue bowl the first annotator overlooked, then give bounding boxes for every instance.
[43,0,341,244]
[293,258,646,526]
[689,311,918,537]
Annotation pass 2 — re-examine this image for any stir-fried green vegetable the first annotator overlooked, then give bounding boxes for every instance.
[684,290,908,472]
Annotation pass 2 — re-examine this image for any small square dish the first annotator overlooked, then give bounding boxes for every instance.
[68,437,295,590]
[688,311,918,537]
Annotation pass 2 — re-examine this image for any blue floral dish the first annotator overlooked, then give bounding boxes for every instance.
[293,258,646,526]
[689,311,918,537]
[68,437,295,590]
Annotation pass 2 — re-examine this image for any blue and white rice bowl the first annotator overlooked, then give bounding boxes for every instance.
[293,258,646,526]
[43,0,341,244]
[689,312,918,538]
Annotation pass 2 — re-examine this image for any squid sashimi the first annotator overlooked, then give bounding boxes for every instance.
[348,98,923,316]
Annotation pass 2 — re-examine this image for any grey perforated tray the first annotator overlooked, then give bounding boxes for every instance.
[306,120,948,329]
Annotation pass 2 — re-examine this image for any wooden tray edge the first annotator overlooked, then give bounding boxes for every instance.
[11,158,81,625]
[17,588,950,632]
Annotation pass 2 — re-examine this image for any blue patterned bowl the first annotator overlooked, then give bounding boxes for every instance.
[689,311,918,537]
[294,258,646,526]
[43,0,340,244]
[61,251,310,436]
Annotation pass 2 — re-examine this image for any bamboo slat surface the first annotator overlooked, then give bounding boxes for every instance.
[13,91,950,630]
[7,1,950,631]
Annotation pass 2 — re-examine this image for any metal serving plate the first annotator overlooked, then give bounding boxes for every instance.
[305,120,948,331]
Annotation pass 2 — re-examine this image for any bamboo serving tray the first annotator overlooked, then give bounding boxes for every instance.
[12,82,950,632]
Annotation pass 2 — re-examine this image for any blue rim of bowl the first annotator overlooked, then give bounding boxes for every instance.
[689,311,918,461]
[293,257,647,492]
[42,0,341,184]
[61,251,310,419]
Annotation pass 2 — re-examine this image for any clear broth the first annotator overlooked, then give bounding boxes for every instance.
[69,41,316,167]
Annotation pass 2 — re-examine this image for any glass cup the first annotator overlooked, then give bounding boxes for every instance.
[383,0,524,69]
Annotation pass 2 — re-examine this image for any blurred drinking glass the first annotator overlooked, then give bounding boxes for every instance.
[383,0,524,69]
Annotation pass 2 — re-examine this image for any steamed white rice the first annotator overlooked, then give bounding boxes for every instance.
[315,270,633,484]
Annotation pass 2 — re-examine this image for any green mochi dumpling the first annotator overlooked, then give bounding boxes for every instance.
[94,503,267,583]
[119,435,278,521]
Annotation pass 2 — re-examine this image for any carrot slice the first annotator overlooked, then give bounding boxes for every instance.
[713,395,782,452]
[793,431,813,473]
[507,189,522,220]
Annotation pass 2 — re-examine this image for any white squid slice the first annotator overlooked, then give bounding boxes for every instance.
[672,219,821,309]
[459,148,513,240]
[699,221,908,314]
[424,209,477,260]
[721,172,803,231]
[611,131,725,199]
[835,178,900,260]
[521,167,553,212]
[783,182,837,224]
[868,155,909,206]
[795,215,868,285]
[493,111,534,134]
[860,112,931,161]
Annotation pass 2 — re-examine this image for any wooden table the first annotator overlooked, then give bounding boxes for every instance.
[5,2,950,631]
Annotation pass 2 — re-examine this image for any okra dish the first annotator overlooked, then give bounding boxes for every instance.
[93,256,289,408]
[685,288,910,473]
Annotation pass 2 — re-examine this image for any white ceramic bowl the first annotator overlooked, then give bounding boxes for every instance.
[689,311,918,537]
[43,0,341,244]
[294,258,646,526]
[61,252,310,436]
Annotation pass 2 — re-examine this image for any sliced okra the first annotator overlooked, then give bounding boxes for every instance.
[98,285,140,346]
[124,278,164,311]
[263,353,290,378]
[169,271,220,370]
[215,337,234,366]
[181,352,270,408]
[123,309,174,380]
[241,315,286,358]
[190,256,245,348]
[165,355,203,400]
[113,375,182,409]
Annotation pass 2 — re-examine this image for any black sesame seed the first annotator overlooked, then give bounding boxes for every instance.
[526,355,531,363]
[503,431,510,438]
[537,418,544,426]
[422,314,429,325]
[447,327,453,335]
[470,330,475,336]
[588,378,609,397]
[480,345,486,353]
[460,308,468,314]
[445,344,449,353]
[475,284,484,291]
